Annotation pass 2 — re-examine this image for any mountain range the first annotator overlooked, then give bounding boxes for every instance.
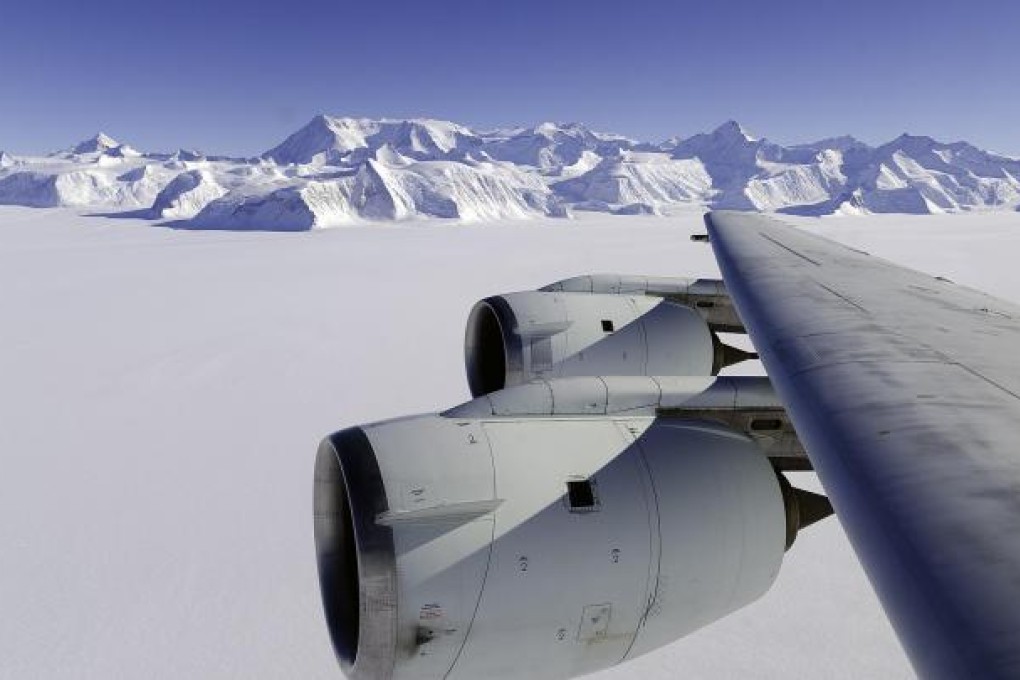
[1,116,1018,229]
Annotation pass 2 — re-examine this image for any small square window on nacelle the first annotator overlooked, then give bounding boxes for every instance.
[601,319,614,333]
[566,478,599,512]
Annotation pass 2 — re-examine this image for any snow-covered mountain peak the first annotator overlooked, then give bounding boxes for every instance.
[672,121,771,159]
[527,121,633,144]
[376,118,479,157]
[70,132,121,155]
[532,121,590,135]
[262,116,638,171]
[482,122,635,172]
[670,121,785,191]
[883,132,941,155]
[535,121,564,135]
[263,115,481,165]
[712,120,756,141]
[262,115,366,165]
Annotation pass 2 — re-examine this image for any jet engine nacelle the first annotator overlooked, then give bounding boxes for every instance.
[464,291,731,397]
[540,274,744,333]
[315,407,789,680]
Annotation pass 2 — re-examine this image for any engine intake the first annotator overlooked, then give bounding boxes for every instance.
[314,427,396,678]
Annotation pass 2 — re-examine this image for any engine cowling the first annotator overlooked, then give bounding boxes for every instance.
[464,291,727,397]
[539,274,744,333]
[314,400,791,680]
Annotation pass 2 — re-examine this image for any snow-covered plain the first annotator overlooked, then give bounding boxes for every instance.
[6,206,1018,678]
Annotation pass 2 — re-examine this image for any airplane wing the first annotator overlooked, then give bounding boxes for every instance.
[705,211,1020,679]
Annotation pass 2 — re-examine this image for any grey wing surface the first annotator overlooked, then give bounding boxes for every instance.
[706,210,1020,679]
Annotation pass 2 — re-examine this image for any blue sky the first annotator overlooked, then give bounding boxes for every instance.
[3,0,1018,156]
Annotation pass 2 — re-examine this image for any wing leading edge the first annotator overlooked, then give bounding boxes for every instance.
[706,211,1020,679]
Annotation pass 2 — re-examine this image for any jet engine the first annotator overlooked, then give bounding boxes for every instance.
[314,377,828,680]
[464,290,753,397]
